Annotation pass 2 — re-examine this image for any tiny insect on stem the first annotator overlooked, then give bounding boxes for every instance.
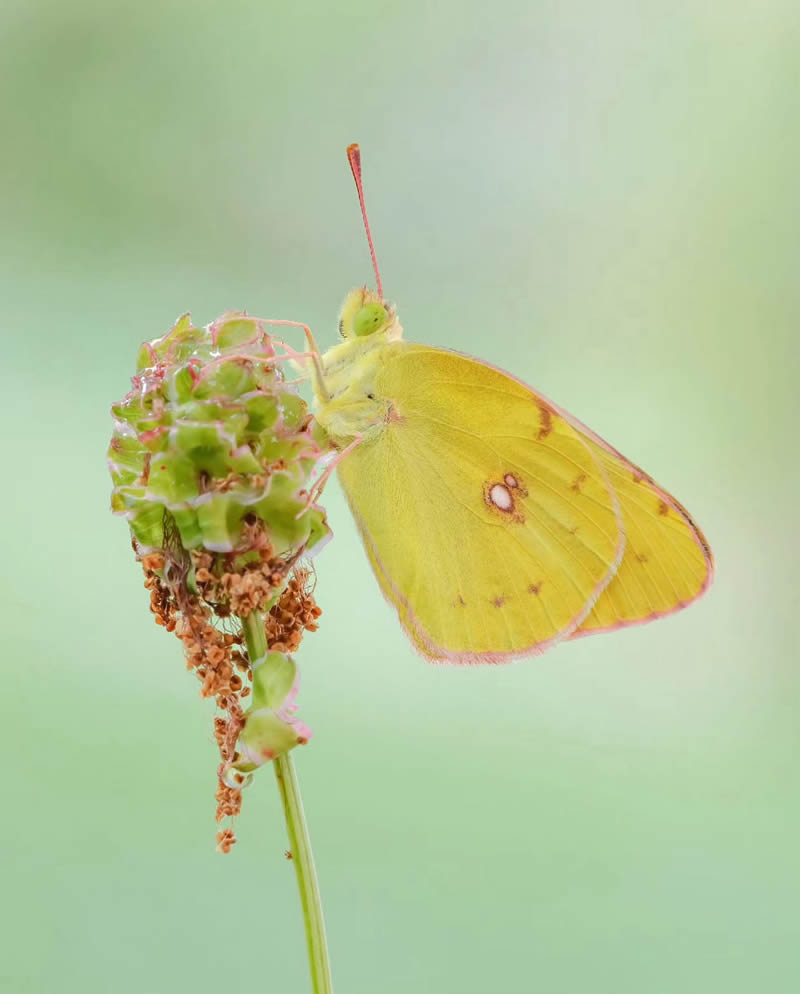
[347,143,384,299]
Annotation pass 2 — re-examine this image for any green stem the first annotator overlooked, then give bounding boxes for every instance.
[273,753,333,994]
[240,612,334,994]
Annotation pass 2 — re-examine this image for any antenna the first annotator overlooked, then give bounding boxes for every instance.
[346,143,383,299]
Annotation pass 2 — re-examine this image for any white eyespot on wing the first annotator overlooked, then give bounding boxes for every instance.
[483,474,528,523]
[488,483,513,511]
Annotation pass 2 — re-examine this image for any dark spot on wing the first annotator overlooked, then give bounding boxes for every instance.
[570,473,587,493]
[536,403,553,440]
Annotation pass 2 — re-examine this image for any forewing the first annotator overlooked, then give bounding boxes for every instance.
[337,344,624,662]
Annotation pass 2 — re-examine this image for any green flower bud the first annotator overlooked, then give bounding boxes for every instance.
[224,652,309,780]
[108,311,331,558]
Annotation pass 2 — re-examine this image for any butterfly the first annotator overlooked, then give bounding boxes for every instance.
[303,144,713,664]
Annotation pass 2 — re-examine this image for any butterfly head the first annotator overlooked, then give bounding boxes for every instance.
[338,287,402,342]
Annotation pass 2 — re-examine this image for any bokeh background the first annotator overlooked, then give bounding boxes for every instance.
[2,2,797,992]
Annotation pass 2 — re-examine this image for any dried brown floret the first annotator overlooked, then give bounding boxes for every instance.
[133,522,321,851]
[215,776,243,822]
[266,568,322,653]
[216,828,237,854]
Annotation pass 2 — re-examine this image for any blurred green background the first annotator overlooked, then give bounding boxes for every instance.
[1,2,797,992]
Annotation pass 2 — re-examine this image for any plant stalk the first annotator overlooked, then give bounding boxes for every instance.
[240,611,333,994]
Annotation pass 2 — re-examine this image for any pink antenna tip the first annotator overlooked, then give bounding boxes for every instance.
[347,143,383,299]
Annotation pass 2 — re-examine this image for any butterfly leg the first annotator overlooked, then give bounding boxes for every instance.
[298,432,364,517]
[254,318,330,403]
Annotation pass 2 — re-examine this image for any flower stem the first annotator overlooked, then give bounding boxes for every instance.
[274,752,333,994]
[240,612,334,994]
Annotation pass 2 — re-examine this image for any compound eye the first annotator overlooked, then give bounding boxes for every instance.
[352,303,387,337]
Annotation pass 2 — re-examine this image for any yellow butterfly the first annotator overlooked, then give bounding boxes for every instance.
[306,145,713,664]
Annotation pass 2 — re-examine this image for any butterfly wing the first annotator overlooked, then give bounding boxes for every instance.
[337,343,625,662]
[559,410,714,636]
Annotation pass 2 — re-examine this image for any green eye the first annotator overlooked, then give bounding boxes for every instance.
[353,303,387,337]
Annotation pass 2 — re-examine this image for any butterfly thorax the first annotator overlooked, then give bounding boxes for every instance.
[312,288,403,449]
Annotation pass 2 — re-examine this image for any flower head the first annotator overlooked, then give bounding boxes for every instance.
[109,311,329,556]
[109,312,331,848]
